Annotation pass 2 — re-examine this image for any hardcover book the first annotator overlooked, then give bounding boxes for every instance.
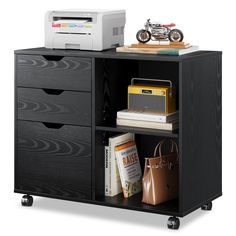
[117,118,178,131]
[115,140,142,198]
[117,109,178,123]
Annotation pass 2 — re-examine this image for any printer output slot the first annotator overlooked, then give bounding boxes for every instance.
[53,17,92,22]
[56,32,91,35]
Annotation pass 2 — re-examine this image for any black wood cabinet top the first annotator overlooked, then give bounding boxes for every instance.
[14,47,222,62]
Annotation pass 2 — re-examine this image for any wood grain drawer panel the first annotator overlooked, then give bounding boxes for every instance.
[16,120,92,199]
[17,88,91,126]
[16,54,91,91]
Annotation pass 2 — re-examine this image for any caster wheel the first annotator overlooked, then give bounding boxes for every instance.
[201,201,212,210]
[167,216,180,230]
[21,195,33,207]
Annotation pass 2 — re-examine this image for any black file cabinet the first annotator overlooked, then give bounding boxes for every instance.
[14,48,222,229]
[15,52,92,199]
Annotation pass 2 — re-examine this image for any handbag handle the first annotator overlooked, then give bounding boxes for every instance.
[131,78,173,97]
[153,139,179,164]
[153,139,165,157]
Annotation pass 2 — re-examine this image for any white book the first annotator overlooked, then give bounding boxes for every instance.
[117,109,178,123]
[108,133,134,196]
[117,118,178,131]
[104,146,109,196]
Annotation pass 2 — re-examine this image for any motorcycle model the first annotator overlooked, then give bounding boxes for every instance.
[136,19,184,43]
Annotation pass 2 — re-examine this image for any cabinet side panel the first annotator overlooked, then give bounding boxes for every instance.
[14,54,18,190]
[181,54,222,213]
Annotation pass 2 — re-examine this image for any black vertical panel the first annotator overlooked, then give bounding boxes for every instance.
[180,54,222,214]
[14,54,18,189]
[95,58,139,126]
[91,58,96,200]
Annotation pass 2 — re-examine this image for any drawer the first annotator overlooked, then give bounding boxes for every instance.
[16,120,92,199]
[16,54,91,91]
[17,87,91,126]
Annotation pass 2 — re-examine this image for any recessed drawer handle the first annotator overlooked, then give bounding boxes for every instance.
[42,89,64,95]
[42,55,64,61]
[42,122,64,129]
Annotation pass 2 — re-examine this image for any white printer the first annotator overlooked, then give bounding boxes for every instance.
[45,9,126,51]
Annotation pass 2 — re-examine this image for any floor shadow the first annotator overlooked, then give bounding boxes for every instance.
[31,197,207,229]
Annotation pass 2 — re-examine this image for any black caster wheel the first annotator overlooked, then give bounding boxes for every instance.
[201,201,212,210]
[21,195,33,207]
[167,216,180,230]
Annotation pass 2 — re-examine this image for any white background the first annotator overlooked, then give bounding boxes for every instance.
[0,0,235,235]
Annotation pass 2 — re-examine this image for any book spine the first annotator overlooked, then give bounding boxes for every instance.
[158,49,179,55]
[115,152,125,197]
[104,146,109,196]
[108,144,112,196]
[109,140,116,196]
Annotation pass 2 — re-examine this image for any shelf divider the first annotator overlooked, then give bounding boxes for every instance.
[96,124,178,137]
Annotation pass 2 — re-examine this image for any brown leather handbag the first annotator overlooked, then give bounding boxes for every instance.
[142,139,179,205]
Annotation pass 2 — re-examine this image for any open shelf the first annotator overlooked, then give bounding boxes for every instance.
[96,124,178,138]
[95,193,179,216]
[94,58,180,217]
[94,58,179,130]
[94,130,179,215]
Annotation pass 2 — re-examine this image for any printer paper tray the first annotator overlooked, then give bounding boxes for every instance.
[53,34,93,50]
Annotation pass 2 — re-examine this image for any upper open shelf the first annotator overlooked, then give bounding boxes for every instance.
[94,58,180,132]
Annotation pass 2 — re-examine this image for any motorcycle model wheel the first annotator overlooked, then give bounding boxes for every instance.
[136,30,151,43]
[168,29,184,42]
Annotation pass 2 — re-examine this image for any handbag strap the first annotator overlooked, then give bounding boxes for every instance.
[153,139,165,157]
[153,139,179,164]
[169,140,179,156]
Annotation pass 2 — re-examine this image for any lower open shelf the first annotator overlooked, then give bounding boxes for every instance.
[95,193,179,216]
[94,130,180,216]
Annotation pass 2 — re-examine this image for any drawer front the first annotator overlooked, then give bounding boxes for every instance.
[16,120,92,200]
[17,87,91,126]
[16,54,91,91]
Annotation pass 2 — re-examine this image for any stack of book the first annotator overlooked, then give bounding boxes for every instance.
[116,109,179,131]
[105,133,142,198]
[116,41,198,55]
